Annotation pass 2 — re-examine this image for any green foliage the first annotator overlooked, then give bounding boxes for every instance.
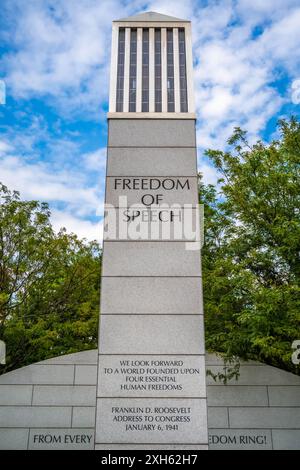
[0,183,101,374]
[1,117,299,377]
[201,118,300,375]
[206,357,241,385]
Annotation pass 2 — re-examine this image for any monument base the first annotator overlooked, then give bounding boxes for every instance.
[0,350,299,450]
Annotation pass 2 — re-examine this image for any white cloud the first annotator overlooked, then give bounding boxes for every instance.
[236,0,300,25]
[258,8,300,76]
[200,85,234,119]
[198,162,220,187]
[1,0,130,116]
[0,141,12,155]
[2,0,299,128]
[1,0,300,240]
[84,148,107,171]
[191,1,299,152]
[0,141,104,241]
[0,154,100,209]
[146,0,194,19]
[192,0,234,42]
[51,209,103,242]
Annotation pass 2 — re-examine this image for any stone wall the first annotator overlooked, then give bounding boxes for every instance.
[206,354,300,450]
[0,350,97,449]
[0,349,299,449]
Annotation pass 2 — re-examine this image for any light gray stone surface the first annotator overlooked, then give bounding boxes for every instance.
[105,177,198,206]
[0,350,299,449]
[28,429,94,450]
[41,350,97,365]
[96,114,205,449]
[32,385,96,406]
[272,430,300,450]
[0,364,74,385]
[208,429,272,450]
[0,406,72,427]
[96,397,208,444]
[108,119,196,147]
[229,407,300,428]
[103,206,200,241]
[99,315,205,355]
[206,364,300,386]
[207,407,229,428]
[100,277,203,314]
[0,429,29,450]
[107,148,197,176]
[72,407,96,428]
[75,365,98,385]
[98,355,206,397]
[207,386,268,407]
[102,241,201,276]
[268,386,300,406]
[0,385,33,405]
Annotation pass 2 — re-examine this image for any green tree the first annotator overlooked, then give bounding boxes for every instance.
[201,118,300,375]
[0,183,101,374]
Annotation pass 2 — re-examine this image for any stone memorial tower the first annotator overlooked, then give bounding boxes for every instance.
[95,11,208,450]
[0,11,299,452]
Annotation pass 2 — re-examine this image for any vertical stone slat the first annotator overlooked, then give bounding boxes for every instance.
[136,28,143,112]
[149,28,155,112]
[123,27,131,113]
[173,27,181,113]
[161,27,168,112]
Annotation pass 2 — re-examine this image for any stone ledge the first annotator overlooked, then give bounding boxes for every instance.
[107,112,196,119]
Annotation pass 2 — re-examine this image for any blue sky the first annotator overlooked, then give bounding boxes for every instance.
[0,0,300,242]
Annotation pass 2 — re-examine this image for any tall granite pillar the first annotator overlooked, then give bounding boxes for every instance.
[95,11,208,450]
